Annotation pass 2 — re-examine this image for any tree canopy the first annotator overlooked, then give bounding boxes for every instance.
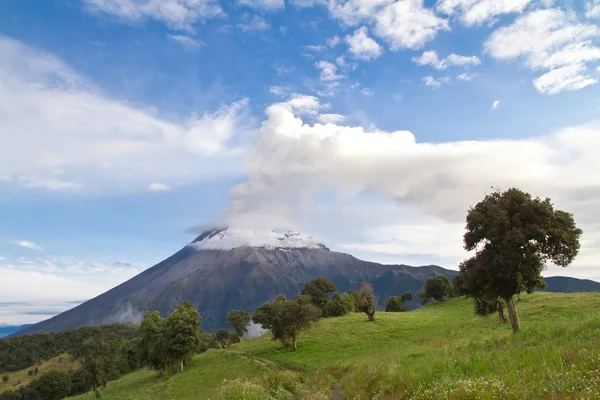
[33,371,71,400]
[385,296,407,312]
[418,276,452,304]
[300,278,338,314]
[357,283,377,321]
[458,187,582,332]
[226,310,251,338]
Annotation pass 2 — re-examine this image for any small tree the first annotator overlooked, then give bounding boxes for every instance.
[357,283,377,321]
[139,311,169,374]
[460,188,582,333]
[215,329,231,348]
[226,310,251,338]
[81,340,107,399]
[34,367,39,375]
[385,296,406,312]
[418,276,451,304]
[2,375,8,383]
[325,293,355,317]
[34,371,71,400]
[28,370,33,376]
[301,278,338,314]
[400,291,412,302]
[167,300,201,372]
[474,297,507,324]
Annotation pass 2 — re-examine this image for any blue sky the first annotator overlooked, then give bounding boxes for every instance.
[1,0,600,325]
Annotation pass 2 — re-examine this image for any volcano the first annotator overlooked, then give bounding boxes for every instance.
[11,228,598,337]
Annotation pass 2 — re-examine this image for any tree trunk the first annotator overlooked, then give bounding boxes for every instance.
[292,333,297,351]
[505,297,521,333]
[498,309,507,324]
[180,360,184,373]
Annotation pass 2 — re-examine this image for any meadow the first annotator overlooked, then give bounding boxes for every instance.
[68,292,600,400]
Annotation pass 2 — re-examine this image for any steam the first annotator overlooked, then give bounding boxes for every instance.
[243,322,269,339]
[101,303,143,325]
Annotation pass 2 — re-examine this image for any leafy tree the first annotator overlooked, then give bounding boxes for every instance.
[34,371,71,400]
[474,297,507,324]
[226,310,251,338]
[400,291,413,302]
[385,296,406,312]
[34,367,38,375]
[215,329,231,348]
[325,293,355,317]
[28,370,33,376]
[459,188,582,333]
[357,283,377,321]
[349,290,361,311]
[300,278,338,313]
[252,294,321,351]
[418,276,451,305]
[80,340,107,399]
[166,300,201,372]
[139,311,169,374]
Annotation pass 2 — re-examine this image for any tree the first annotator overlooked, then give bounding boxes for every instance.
[357,283,377,321]
[28,370,33,376]
[80,340,107,399]
[325,293,355,317]
[215,329,231,348]
[139,311,169,374]
[385,296,406,312]
[166,300,201,372]
[459,188,582,333]
[300,278,338,313]
[34,367,38,375]
[2,375,8,383]
[34,371,71,400]
[418,276,451,304]
[400,291,413,302]
[474,297,507,324]
[226,310,251,338]
[252,294,321,351]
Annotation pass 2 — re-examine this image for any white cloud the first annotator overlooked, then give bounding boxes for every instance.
[167,34,205,49]
[317,113,346,124]
[328,0,394,26]
[0,36,248,193]
[485,9,600,94]
[304,44,327,52]
[237,14,271,32]
[457,72,475,81]
[82,0,224,32]
[422,76,442,88]
[374,0,450,50]
[0,257,5,262]
[225,97,600,280]
[586,0,600,19]
[492,100,500,109]
[315,60,344,81]
[238,0,285,11]
[533,64,598,95]
[148,182,170,191]
[289,0,327,7]
[345,26,383,61]
[286,93,325,116]
[413,50,481,70]
[11,240,44,251]
[269,85,290,97]
[326,36,341,47]
[436,0,535,26]
[360,87,374,96]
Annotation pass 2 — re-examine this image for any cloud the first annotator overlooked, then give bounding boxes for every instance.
[0,257,5,262]
[148,182,170,191]
[586,0,600,19]
[485,9,600,94]
[11,241,44,251]
[304,44,327,52]
[326,36,341,47]
[436,0,535,26]
[315,60,344,81]
[0,36,249,193]
[317,113,346,124]
[413,50,481,70]
[223,96,600,280]
[238,0,285,11]
[328,0,394,26]
[345,26,383,61]
[82,0,224,32]
[269,85,290,97]
[492,100,500,109]
[167,34,205,49]
[237,14,271,32]
[422,76,442,88]
[360,87,374,96]
[457,72,475,81]
[286,93,325,116]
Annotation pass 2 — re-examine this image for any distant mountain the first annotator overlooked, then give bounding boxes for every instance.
[0,324,33,338]
[543,276,600,293]
[11,228,600,337]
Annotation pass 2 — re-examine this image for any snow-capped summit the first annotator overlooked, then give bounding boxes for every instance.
[190,227,328,250]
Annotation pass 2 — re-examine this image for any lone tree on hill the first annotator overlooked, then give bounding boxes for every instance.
[301,277,338,314]
[459,187,582,333]
[385,296,406,312]
[226,310,251,338]
[357,283,377,321]
[252,294,321,351]
[418,276,451,304]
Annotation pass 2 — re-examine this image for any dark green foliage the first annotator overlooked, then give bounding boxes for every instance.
[325,293,355,317]
[350,291,361,311]
[252,294,321,351]
[2,375,8,383]
[80,340,107,399]
[385,296,406,312]
[0,324,140,373]
[400,292,413,302]
[300,278,338,314]
[69,368,87,397]
[33,371,71,400]
[28,370,33,376]
[418,276,452,304]
[215,329,231,349]
[34,368,38,375]
[357,283,377,321]
[474,297,507,324]
[226,310,251,338]
[459,188,582,332]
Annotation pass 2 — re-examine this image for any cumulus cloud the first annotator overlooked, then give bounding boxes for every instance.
[237,14,271,32]
[238,0,285,11]
[485,9,600,94]
[315,60,344,81]
[422,76,442,88]
[457,72,475,81]
[223,96,600,279]
[318,113,346,124]
[167,34,205,49]
[0,36,249,193]
[585,0,600,19]
[82,0,224,31]
[269,85,290,97]
[11,241,44,251]
[413,50,481,70]
[436,0,534,26]
[326,36,341,47]
[345,26,383,61]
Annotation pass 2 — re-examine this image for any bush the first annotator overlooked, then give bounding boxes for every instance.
[325,293,355,317]
[2,375,8,383]
[385,296,406,312]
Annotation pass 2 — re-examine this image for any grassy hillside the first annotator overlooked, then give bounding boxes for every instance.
[0,354,79,392]
[69,292,600,399]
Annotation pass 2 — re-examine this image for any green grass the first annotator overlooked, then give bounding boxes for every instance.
[67,292,600,399]
[0,354,79,392]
